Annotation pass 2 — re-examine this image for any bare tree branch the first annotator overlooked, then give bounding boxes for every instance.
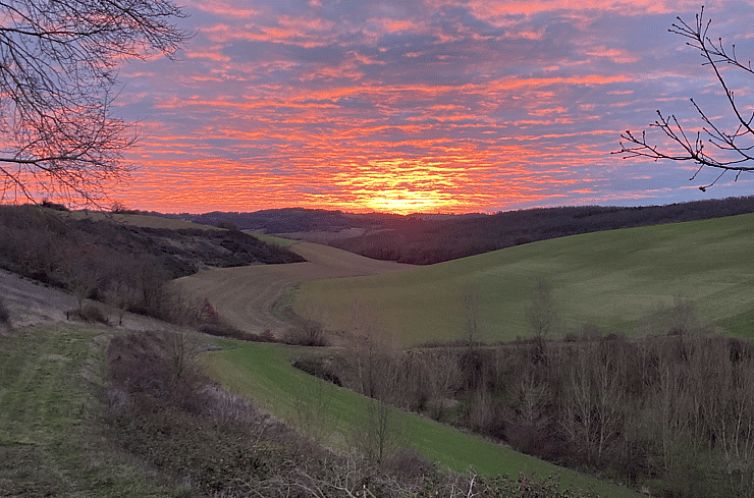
[615,6,754,191]
[0,0,187,206]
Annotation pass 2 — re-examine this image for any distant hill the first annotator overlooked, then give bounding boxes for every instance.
[165,196,754,264]
[0,205,303,321]
[295,212,754,345]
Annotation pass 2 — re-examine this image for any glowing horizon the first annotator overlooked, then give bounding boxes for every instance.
[109,0,754,214]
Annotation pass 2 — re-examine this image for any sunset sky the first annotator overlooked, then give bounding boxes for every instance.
[113,0,754,214]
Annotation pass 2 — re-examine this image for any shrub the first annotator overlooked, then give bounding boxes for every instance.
[198,322,246,340]
[285,319,328,346]
[292,356,342,386]
[67,303,109,325]
[215,220,240,231]
[0,297,11,326]
[40,199,69,211]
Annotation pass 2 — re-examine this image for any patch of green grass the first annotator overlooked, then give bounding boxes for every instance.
[201,340,639,498]
[248,231,297,247]
[295,213,754,345]
[0,325,180,497]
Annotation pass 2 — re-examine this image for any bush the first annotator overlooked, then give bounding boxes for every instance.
[285,320,328,346]
[292,356,342,386]
[0,297,11,326]
[67,303,109,325]
[40,199,69,211]
[199,322,242,339]
[215,220,240,231]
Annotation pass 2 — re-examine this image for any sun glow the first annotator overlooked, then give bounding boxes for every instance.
[364,191,455,214]
[332,158,476,214]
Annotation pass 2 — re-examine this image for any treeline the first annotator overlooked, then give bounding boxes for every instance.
[0,205,301,323]
[106,330,597,498]
[172,207,405,233]
[302,328,754,497]
[168,196,754,265]
[332,196,754,264]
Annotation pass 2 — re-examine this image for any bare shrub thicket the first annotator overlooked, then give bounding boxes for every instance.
[302,317,754,497]
[285,319,328,346]
[106,331,590,498]
[345,301,404,466]
[0,297,11,327]
[526,278,558,364]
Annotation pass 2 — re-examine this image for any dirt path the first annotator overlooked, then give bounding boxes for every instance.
[172,241,412,336]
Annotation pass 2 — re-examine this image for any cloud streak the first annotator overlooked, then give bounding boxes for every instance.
[113,0,754,213]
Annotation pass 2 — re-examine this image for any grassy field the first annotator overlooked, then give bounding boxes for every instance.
[69,211,222,231]
[0,325,178,497]
[294,213,754,346]
[174,241,410,337]
[201,339,639,497]
[246,231,297,247]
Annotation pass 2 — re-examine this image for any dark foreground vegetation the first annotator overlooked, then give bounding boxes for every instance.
[0,205,301,323]
[299,316,754,497]
[169,196,754,264]
[105,330,596,497]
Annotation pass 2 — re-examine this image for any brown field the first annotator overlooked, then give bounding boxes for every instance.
[172,240,411,336]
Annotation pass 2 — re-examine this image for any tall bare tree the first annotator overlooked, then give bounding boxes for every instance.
[0,0,186,204]
[617,7,754,190]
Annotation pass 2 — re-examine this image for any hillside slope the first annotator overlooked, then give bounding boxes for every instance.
[0,324,179,496]
[294,213,754,345]
[170,196,754,264]
[202,340,639,498]
[173,241,411,337]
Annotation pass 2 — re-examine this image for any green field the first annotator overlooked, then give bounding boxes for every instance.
[201,340,638,497]
[0,325,177,497]
[245,231,297,247]
[294,213,754,345]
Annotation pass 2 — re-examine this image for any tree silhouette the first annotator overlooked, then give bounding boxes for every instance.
[0,0,186,204]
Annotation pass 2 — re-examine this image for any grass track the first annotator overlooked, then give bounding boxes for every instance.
[0,325,177,497]
[201,340,639,498]
[294,213,754,346]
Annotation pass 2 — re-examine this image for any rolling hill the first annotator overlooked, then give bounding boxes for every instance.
[168,196,754,264]
[293,213,754,346]
[173,241,411,337]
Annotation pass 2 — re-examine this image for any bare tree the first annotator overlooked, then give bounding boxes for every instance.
[462,286,480,347]
[617,7,754,190]
[526,278,557,363]
[294,376,335,444]
[0,0,186,204]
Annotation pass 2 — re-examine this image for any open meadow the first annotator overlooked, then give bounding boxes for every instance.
[294,213,754,345]
[173,241,411,337]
